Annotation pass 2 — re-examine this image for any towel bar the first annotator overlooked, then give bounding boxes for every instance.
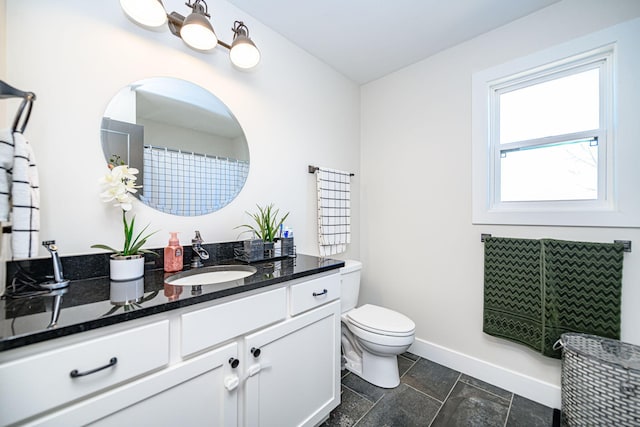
[480,233,632,252]
[308,165,354,176]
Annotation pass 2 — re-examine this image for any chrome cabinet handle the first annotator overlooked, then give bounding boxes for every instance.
[70,357,118,378]
[313,289,328,297]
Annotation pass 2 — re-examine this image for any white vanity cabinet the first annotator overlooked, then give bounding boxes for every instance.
[244,300,341,427]
[28,342,239,427]
[0,321,171,426]
[0,270,341,427]
[89,342,240,427]
[244,272,341,427]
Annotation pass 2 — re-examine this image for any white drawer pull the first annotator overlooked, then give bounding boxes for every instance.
[70,357,118,378]
[312,289,328,297]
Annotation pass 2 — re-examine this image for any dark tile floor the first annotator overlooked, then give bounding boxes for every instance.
[322,352,556,427]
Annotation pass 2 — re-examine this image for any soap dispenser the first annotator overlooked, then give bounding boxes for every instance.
[164,232,183,273]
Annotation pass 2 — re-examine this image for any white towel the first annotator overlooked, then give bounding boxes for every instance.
[11,131,40,258]
[316,167,351,257]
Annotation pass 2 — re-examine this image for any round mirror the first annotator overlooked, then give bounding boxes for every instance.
[100,77,249,216]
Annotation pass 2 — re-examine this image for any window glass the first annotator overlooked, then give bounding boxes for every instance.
[500,138,598,202]
[499,68,600,144]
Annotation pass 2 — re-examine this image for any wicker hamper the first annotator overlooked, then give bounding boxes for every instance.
[558,333,640,426]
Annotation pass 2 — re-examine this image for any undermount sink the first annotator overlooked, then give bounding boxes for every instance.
[164,265,257,287]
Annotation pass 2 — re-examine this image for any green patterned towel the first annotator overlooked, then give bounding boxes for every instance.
[483,238,543,354]
[541,239,623,357]
[483,237,623,358]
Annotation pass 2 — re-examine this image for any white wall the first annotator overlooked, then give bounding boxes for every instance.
[3,0,360,259]
[360,0,640,408]
[0,0,7,128]
[139,119,244,159]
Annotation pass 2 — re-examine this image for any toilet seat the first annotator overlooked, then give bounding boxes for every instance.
[346,304,415,337]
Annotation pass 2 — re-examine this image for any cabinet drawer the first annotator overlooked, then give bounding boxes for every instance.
[289,273,340,316]
[0,320,169,426]
[181,287,287,357]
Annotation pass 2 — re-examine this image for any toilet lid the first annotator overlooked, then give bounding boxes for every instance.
[347,304,415,336]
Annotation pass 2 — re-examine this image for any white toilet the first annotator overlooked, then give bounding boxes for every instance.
[340,260,415,388]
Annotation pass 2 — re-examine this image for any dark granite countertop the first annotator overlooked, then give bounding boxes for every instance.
[0,250,344,352]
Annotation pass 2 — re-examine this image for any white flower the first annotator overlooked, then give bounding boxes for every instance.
[93,163,156,256]
[99,165,141,212]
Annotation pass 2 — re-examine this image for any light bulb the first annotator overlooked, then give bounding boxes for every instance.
[120,0,167,28]
[180,13,218,50]
[230,38,260,69]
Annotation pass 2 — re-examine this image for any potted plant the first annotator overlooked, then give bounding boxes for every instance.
[236,203,289,258]
[91,162,156,280]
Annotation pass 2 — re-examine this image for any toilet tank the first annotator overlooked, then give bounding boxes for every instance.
[340,260,362,313]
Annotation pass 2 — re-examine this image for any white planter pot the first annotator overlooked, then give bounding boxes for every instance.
[109,254,145,281]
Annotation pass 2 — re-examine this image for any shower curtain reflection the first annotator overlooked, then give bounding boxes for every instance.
[141,145,249,216]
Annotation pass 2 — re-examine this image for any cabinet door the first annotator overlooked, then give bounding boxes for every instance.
[244,300,340,427]
[30,343,240,427]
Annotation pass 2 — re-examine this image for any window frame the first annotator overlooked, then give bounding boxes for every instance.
[472,18,640,228]
[490,50,612,210]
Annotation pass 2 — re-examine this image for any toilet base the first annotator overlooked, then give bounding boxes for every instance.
[345,351,400,389]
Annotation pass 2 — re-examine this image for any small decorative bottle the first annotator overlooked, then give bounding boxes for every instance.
[164,232,183,273]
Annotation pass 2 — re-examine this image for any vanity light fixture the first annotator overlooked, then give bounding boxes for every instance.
[119,0,260,69]
[229,21,260,69]
[173,0,217,51]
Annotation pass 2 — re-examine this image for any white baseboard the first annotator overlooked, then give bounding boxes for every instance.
[408,338,561,409]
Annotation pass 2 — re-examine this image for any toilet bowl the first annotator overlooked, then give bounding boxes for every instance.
[340,261,415,388]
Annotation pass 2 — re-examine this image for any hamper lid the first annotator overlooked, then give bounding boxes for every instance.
[560,333,640,370]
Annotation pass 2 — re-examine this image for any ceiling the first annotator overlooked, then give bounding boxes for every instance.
[226,0,562,84]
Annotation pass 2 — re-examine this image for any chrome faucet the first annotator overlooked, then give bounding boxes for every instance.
[41,241,70,290]
[191,231,210,268]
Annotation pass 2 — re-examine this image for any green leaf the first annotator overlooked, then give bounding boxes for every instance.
[94,210,156,256]
[137,249,159,256]
[90,244,120,253]
[235,203,290,242]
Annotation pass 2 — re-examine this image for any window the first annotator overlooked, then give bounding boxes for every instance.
[494,55,608,205]
[472,18,640,227]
